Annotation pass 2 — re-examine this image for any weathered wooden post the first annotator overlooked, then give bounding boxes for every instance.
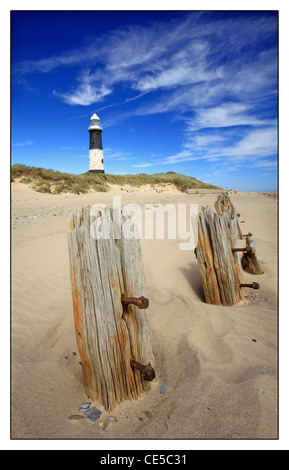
[215,194,243,241]
[241,235,264,275]
[215,193,244,275]
[215,195,263,276]
[67,206,155,411]
[196,206,244,306]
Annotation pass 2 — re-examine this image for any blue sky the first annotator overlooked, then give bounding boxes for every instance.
[11,10,278,191]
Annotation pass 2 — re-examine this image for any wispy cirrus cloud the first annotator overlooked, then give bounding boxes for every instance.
[53,82,110,106]
[132,162,154,168]
[52,69,111,105]
[12,139,33,147]
[186,103,272,131]
[13,12,277,113]
[219,127,277,159]
[12,41,102,76]
[163,125,277,168]
[103,147,132,161]
[248,159,278,170]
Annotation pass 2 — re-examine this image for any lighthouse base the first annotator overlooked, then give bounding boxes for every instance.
[89,169,105,174]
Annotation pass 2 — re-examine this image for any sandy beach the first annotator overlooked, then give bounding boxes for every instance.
[11,181,278,442]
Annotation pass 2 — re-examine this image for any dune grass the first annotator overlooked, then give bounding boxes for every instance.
[11,164,221,194]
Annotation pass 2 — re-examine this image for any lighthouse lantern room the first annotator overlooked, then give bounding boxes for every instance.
[89,113,105,173]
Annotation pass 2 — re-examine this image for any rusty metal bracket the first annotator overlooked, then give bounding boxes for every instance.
[232,246,253,253]
[240,282,260,289]
[121,294,149,309]
[130,357,156,381]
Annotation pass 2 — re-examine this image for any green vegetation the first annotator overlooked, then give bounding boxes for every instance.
[11,164,221,194]
[19,177,33,184]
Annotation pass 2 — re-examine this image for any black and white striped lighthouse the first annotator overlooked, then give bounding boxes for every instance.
[89,113,104,173]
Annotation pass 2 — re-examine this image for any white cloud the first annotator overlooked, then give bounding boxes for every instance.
[163,150,200,165]
[136,64,200,92]
[103,147,132,161]
[134,41,213,92]
[12,140,33,147]
[53,81,111,106]
[186,102,275,132]
[217,127,278,159]
[12,43,101,76]
[248,160,277,170]
[161,125,277,169]
[132,163,154,168]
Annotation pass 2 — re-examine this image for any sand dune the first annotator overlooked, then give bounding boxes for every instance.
[11,181,278,441]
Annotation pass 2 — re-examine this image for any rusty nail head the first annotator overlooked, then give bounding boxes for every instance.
[121,295,149,309]
[130,357,156,381]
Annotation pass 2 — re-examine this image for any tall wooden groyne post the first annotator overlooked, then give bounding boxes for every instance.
[195,195,261,306]
[215,193,243,243]
[196,206,244,306]
[67,206,155,411]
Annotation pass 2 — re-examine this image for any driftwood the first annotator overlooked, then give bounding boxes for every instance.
[241,236,264,275]
[67,206,155,411]
[196,206,244,306]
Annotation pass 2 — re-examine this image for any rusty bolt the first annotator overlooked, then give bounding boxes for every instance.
[232,246,253,253]
[243,232,252,237]
[130,357,156,381]
[240,282,260,289]
[121,294,149,309]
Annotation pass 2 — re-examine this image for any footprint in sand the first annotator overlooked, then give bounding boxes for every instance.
[149,286,177,305]
[186,315,233,364]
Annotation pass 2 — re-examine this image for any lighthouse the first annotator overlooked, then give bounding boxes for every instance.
[89,113,104,173]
